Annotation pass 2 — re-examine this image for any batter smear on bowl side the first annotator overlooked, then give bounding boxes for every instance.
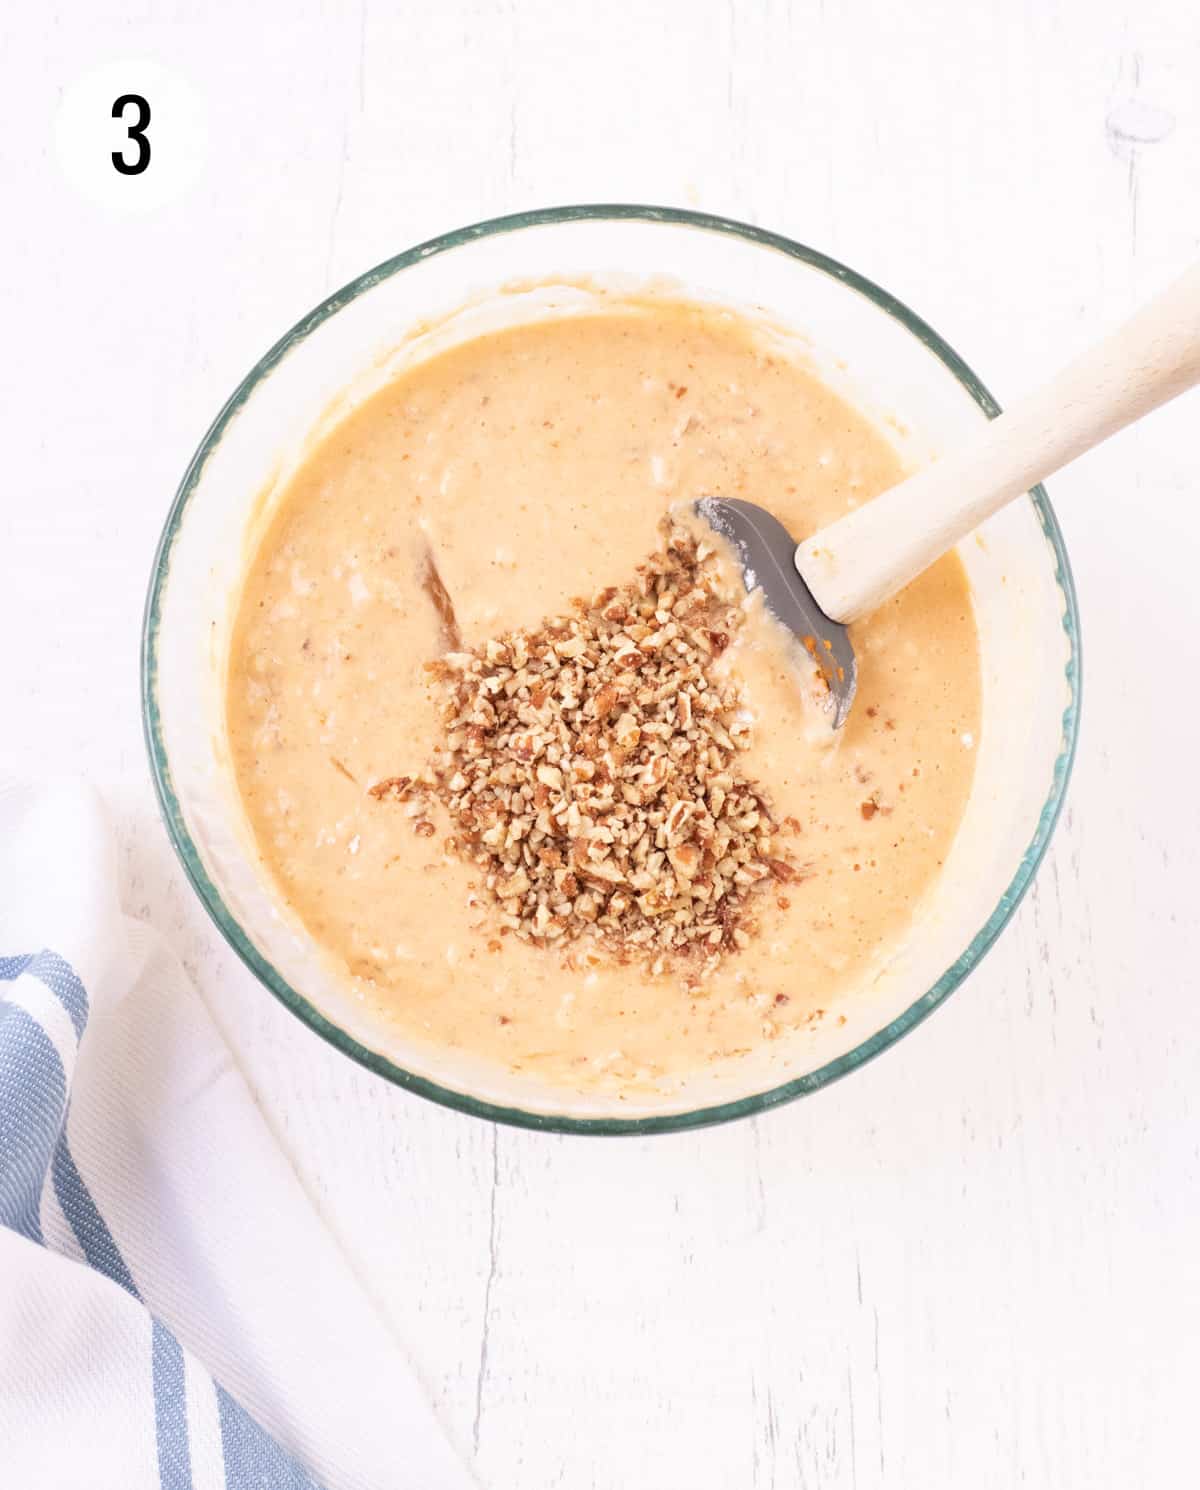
[226,300,981,1094]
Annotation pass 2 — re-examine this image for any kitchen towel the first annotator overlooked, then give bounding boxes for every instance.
[0,774,475,1490]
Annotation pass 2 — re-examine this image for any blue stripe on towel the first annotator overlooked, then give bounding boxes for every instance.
[0,949,89,1037]
[216,1387,323,1489]
[153,1320,196,1490]
[0,1001,68,1242]
[52,1135,139,1296]
[53,1135,196,1488]
[26,950,90,1039]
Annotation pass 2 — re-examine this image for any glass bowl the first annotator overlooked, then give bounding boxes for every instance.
[142,206,1080,1134]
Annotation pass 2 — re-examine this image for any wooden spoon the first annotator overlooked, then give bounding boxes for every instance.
[700,261,1200,724]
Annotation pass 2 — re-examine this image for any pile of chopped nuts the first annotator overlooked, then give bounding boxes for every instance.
[397,520,798,974]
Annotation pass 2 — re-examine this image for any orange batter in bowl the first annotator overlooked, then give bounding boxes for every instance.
[227,301,980,1095]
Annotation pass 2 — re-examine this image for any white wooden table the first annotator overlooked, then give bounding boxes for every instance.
[7,3,1200,1485]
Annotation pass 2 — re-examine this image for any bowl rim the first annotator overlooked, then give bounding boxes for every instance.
[141,203,1082,1135]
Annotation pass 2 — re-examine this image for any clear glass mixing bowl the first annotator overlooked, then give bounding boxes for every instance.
[142,206,1080,1134]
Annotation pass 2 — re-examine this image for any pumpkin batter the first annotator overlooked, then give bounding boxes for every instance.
[227,301,981,1095]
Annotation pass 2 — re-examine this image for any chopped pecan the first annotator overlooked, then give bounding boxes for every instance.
[402,519,800,967]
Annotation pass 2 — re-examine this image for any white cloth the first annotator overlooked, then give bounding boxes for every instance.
[0,775,476,1490]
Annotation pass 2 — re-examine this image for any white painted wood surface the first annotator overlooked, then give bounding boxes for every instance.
[6,3,1200,1485]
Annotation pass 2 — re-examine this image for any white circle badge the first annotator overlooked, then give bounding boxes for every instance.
[53,58,209,216]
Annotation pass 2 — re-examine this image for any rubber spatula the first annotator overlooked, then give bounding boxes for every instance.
[698,261,1200,725]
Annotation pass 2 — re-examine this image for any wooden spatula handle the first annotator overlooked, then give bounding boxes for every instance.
[796,262,1200,624]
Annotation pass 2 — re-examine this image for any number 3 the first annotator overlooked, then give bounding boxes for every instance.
[112,94,151,176]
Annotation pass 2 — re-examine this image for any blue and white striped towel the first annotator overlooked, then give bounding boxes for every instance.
[0,776,475,1490]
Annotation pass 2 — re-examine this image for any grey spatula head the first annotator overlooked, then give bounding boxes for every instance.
[695,497,857,727]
